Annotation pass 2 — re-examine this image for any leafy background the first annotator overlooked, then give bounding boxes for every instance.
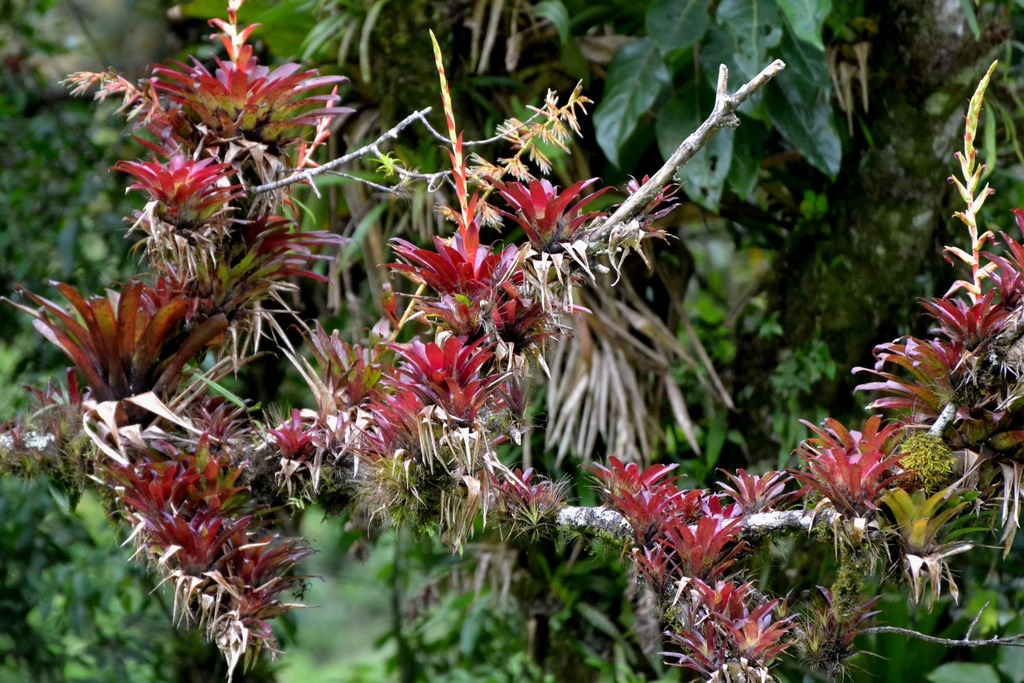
[5,0,1024,681]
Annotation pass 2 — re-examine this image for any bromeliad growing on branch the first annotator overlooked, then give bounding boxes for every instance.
[7,3,349,676]
[16,1,1024,680]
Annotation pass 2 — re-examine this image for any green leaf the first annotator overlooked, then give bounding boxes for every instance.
[726,118,764,199]
[958,0,981,40]
[777,0,831,51]
[459,602,486,657]
[656,83,733,210]
[710,0,783,83]
[764,26,841,177]
[576,602,621,640]
[646,0,710,54]
[927,663,999,683]
[998,622,1024,683]
[594,38,671,168]
[343,202,388,267]
[192,373,249,410]
[535,0,571,44]
[359,0,390,84]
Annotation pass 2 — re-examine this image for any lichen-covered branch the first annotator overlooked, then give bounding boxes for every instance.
[555,504,829,546]
[556,505,633,541]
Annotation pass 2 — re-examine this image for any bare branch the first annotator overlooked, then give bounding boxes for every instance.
[248,103,546,197]
[250,107,436,194]
[863,625,1024,648]
[590,60,786,246]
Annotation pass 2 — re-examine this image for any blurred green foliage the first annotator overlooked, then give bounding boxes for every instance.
[0,478,172,681]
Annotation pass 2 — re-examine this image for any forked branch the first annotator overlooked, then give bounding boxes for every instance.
[250,60,787,212]
[590,60,786,246]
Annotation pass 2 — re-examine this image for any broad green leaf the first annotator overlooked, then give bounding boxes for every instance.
[764,27,841,177]
[998,621,1024,683]
[726,117,764,199]
[927,662,999,683]
[594,38,671,168]
[343,201,388,267]
[535,0,571,44]
[646,0,710,54]
[657,83,733,210]
[576,602,622,640]
[712,0,783,82]
[459,602,487,657]
[778,0,831,51]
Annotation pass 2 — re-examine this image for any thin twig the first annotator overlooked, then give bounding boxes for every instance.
[416,109,545,148]
[250,107,435,194]
[965,601,990,640]
[251,103,542,196]
[863,625,1024,648]
[590,60,786,246]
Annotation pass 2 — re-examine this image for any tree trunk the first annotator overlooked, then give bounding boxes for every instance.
[731,0,1006,466]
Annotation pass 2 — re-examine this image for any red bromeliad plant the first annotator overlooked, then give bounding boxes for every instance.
[389,337,507,426]
[798,588,880,678]
[791,415,906,525]
[7,3,351,676]
[666,579,795,681]
[116,154,241,234]
[490,467,568,541]
[110,436,313,672]
[9,280,229,410]
[492,178,611,252]
[718,468,793,515]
